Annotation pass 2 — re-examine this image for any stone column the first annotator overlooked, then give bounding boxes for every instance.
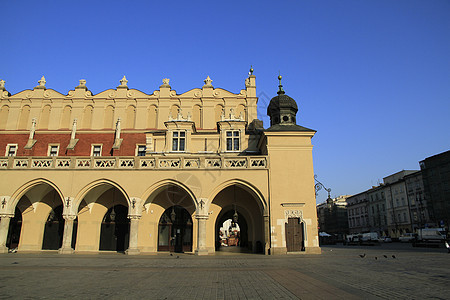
[195,214,209,255]
[126,215,141,255]
[264,214,270,255]
[0,215,12,254]
[59,215,76,254]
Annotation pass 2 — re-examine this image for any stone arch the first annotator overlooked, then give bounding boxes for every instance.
[210,181,267,254]
[0,105,9,129]
[141,179,198,208]
[208,179,267,214]
[73,179,130,213]
[8,179,65,252]
[236,104,246,121]
[9,178,65,213]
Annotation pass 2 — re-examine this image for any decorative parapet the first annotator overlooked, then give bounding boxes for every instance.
[0,155,267,170]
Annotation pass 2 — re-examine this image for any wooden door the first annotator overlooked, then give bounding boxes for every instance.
[286,218,303,252]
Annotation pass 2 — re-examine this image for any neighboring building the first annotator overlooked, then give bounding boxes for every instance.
[382,170,417,237]
[420,150,450,229]
[347,191,369,234]
[317,195,350,238]
[0,71,321,255]
[404,171,430,231]
[367,185,388,236]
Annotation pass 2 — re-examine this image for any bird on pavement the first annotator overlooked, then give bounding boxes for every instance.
[392,255,396,259]
[383,255,388,258]
[359,253,366,258]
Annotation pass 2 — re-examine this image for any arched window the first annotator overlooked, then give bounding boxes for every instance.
[82,105,93,129]
[147,105,158,129]
[104,105,115,129]
[125,105,136,128]
[60,106,72,129]
[193,105,202,129]
[39,105,51,129]
[214,104,224,124]
[0,105,9,129]
[170,105,180,119]
[18,105,31,129]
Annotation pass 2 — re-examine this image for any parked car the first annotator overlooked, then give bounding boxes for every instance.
[399,233,415,243]
[379,236,392,243]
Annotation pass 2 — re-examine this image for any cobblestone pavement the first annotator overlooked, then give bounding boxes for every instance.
[0,244,449,299]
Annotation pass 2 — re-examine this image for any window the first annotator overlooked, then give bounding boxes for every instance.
[172,131,185,152]
[136,145,146,156]
[48,145,59,156]
[6,144,17,156]
[226,130,240,151]
[91,145,102,157]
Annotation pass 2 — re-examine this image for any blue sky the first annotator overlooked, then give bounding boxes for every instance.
[2,0,450,204]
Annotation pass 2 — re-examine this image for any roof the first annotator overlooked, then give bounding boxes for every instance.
[265,124,316,132]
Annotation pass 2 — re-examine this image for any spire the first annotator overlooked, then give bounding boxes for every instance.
[277,74,285,95]
[249,65,254,76]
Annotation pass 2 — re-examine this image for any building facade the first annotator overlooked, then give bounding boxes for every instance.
[420,150,450,228]
[317,195,349,239]
[346,191,370,234]
[0,72,321,255]
[404,171,430,231]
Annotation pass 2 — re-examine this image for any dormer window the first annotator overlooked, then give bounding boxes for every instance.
[172,131,186,152]
[226,131,240,151]
[48,145,59,156]
[136,145,146,156]
[6,144,17,156]
[91,145,102,156]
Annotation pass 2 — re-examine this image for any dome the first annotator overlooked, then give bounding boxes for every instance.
[267,92,298,116]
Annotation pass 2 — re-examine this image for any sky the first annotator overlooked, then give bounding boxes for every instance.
[2,0,450,204]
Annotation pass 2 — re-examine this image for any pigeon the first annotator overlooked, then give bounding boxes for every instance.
[170,253,173,256]
[383,255,388,258]
[176,256,179,259]
[375,257,378,260]
[359,253,366,258]
[392,255,396,259]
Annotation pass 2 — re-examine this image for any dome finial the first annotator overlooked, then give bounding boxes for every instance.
[249,65,254,75]
[277,72,285,95]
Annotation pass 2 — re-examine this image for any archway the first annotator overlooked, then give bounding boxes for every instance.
[212,184,265,254]
[75,183,130,253]
[158,205,193,253]
[141,182,196,253]
[9,182,64,252]
[216,209,249,252]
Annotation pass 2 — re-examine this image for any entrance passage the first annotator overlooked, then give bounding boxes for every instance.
[285,218,304,252]
[42,205,64,250]
[99,205,130,252]
[158,206,192,253]
[216,209,252,252]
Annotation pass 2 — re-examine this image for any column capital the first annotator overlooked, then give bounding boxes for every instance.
[0,213,14,219]
[128,214,142,220]
[62,214,77,221]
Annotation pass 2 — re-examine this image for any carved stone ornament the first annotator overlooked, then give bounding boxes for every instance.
[38,76,46,87]
[194,90,202,98]
[79,79,86,87]
[162,78,170,85]
[120,76,128,86]
[284,209,303,221]
[203,76,213,87]
[0,79,5,89]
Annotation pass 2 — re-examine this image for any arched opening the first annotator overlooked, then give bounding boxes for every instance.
[42,205,64,250]
[6,207,22,250]
[104,105,115,128]
[212,184,265,254]
[0,105,10,129]
[125,105,136,129]
[18,105,30,130]
[76,184,130,253]
[147,105,158,129]
[99,204,129,252]
[158,205,193,253]
[39,105,51,129]
[142,183,196,253]
[9,182,65,252]
[60,106,72,129]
